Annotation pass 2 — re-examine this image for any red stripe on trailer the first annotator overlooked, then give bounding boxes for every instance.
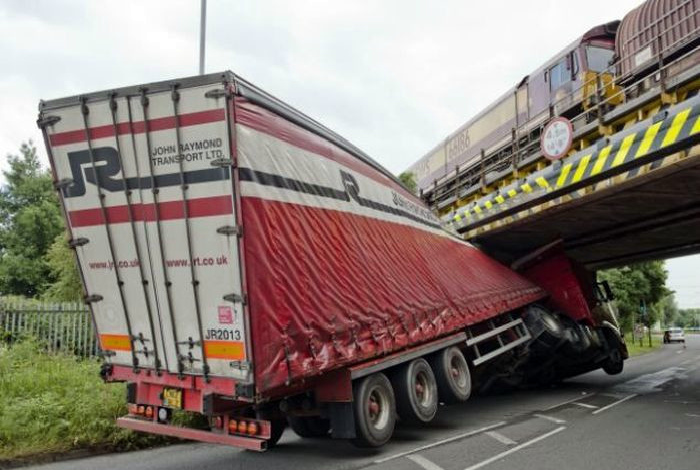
[241,196,546,395]
[234,97,417,202]
[68,195,233,227]
[48,109,226,147]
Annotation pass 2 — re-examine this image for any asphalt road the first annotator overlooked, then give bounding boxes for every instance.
[25,336,700,470]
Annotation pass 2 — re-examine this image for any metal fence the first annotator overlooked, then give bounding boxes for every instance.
[0,300,100,357]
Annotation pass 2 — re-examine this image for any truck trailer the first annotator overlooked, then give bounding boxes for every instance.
[38,72,627,451]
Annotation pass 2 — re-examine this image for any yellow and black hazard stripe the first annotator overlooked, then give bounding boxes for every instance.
[446,97,700,233]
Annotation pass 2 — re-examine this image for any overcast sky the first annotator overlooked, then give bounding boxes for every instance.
[0,0,698,307]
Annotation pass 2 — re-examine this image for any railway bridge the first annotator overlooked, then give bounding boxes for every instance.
[437,63,700,269]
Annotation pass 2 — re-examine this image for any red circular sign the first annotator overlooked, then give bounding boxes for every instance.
[540,117,573,161]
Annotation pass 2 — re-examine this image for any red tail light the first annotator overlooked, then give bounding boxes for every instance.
[145,406,154,418]
[247,421,259,435]
[237,420,247,434]
[228,419,238,433]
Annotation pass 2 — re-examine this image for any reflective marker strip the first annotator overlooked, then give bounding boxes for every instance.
[100,334,132,351]
[556,163,572,187]
[661,108,691,148]
[692,115,700,135]
[634,121,663,158]
[591,146,612,176]
[449,104,699,229]
[611,133,637,167]
[571,154,591,183]
[203,340,245,360]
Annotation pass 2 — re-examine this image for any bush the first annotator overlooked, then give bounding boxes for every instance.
[0,339,169,461]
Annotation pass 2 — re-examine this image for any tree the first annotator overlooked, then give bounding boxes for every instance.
[398,171,418,194]
[0,142,64,297]
[660,294,679,327]
[43,233,83,302]
[677,308,700,328]
[598,261,670,333]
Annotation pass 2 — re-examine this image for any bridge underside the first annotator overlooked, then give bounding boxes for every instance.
[472,145,700,270]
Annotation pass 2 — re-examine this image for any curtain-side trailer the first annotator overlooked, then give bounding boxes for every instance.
[38,72,627,451]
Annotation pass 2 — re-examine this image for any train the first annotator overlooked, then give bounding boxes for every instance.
[406,0,699,199]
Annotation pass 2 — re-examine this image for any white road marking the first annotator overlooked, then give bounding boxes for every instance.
[572,402,598,409]
[534,413,566,424]
[463,427,566,470]
[485,431,517,446]
[373,421,507,464]
[543,392,592,410]
[406,454,445,470]
[592,394,638,415]
[686,413,700,418]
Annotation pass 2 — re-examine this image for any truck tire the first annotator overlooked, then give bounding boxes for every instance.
[392,358,439,424]
[602,347,624,375]
[267,419,286,448]
[523,305,564,353]
[351,373,396,448]
[288,416,331,438]
[254,409,286,449]
[428,346,471,404]
[559,315,591,356]
[600,327,625,375]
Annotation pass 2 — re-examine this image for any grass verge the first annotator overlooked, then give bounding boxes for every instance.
[625,334,663,357]
[0,339,182,463]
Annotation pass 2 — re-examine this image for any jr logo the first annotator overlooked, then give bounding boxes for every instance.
[64,147,122,198]
[62,147,230,198]
[340,170,360,203]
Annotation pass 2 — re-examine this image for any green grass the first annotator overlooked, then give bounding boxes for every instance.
[0,339,173,462]
[625,334,663,357]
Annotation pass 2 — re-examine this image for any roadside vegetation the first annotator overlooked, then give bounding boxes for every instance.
[0,339,172,462]
[625,335,663,357]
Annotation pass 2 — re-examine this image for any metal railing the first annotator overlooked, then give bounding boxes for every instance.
[0,299,100,357]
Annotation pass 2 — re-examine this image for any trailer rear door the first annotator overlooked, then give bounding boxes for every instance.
[39,76,251,381]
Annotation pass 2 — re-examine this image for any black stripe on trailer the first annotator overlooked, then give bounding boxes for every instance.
[239,168,443,231]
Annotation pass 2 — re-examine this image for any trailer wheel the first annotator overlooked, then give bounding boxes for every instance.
[288,416,330,438]
[392,358,438,424]
[429,346,471,404]
[351,373,396,448]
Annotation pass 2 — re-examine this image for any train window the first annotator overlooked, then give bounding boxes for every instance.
[549,60,570,91]
[586,45,614,73]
